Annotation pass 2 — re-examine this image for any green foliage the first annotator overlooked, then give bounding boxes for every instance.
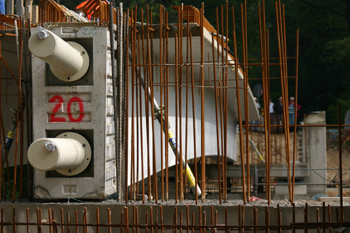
[327,99,350,125]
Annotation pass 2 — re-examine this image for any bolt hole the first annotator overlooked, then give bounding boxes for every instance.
[87,158,89,160]
[67,77,71,80]
[68,169,71,172]
[83,144,86,147]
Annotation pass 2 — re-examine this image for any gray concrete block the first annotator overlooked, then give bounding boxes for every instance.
[275,185,307,195]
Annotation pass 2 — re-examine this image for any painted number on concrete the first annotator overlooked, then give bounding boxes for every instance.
[49,96,85,123]
[82,27,97,36]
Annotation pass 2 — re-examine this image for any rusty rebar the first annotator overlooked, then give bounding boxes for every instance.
[189,34,198,204]
[159,4,164,203]
[304,203,308,233]
[175,32,179,203]
[211,30,222,204]
[328,205,332,233]
[200,3,206,201]
[338,102,343,226]
[240,2,249,204]
[178,5,184,202]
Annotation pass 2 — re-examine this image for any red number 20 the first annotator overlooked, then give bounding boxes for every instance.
[49,96,85,123]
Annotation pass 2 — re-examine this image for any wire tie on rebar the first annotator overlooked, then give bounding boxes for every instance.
[154,106,165,119]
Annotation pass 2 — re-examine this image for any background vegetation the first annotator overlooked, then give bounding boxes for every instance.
[33,0,350,124]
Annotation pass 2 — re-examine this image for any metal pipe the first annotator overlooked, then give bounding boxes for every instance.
[28,29,89,82]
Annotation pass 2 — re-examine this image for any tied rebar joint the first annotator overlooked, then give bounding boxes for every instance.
[154,106,165,120]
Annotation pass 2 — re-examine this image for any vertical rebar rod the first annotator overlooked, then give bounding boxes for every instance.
[180,210,183,233]
[275,1,291,202]
[130,7,136,201]
[292,203,295,233]
[139,9,145,203]
[316,208,320,233]
[12,17,23,202]
[145,211,149,233]
[244,0,250,201]
[124,9,130,203]
[238,206,241,233]
[265,207,269,233]
[125,207,129,233]
[200,3,206,201]
[145,6,152,201]
[136,35,141,197]
[136,34,142,199]
[148,30,158,203]
[67,211,70,233]
[281,1,292,202]
[232,6,246,205]
[215,7,222,203]
[75,210,78,233]
[184,8,190,201]
[173,207,177,233]
[292,28,300,203]
[83,207,87,233]
[48,208,53,233]
[175,33,179,203]
[137,206,140,233]
[60,208,65,233]
[178,5,184,201]
[96,207,100,233]
[328,205,332,233]
[214,210,218,233]
[322,202,325,233]
[189,34,198,204]
[338,102,343,226]
[240,3,249,203]
[266,28,271,204]
[304,203,308,233]
[159,4,164,203]
[199,206,202,233]
[12,208,16,233]
[36,208,40,233]
[277,204,281,233]
[160,206,163,233]
[211,32,222,204]
[224,2,229,201]
[26,208,29,233]
[242,205,245,233]
[19,15,26,202]
[192,212,195,233]
[165,11,170,201]
[216,9,224,195]
[258,2,269,203]
[254,208,257,233]
[148,10,158,203]
[0,41,2,202]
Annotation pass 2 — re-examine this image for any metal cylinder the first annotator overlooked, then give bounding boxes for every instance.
[27,138,85,171]
[28,29,89,82]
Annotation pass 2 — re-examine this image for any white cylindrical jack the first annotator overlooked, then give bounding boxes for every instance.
[28,29,89,82]
[28,132,91,176]
[28,138,84,171]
